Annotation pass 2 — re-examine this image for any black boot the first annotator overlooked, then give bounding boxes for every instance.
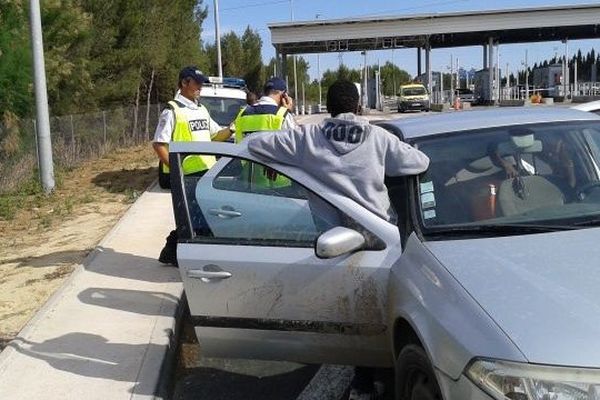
[158,230,178,267]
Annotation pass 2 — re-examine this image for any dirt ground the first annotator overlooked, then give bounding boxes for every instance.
[0,145,158,348]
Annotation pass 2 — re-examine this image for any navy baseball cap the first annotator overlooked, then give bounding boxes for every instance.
[179,66,209,84]
[264,77,287,92]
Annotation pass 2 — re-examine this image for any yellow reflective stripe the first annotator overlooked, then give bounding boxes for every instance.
[234,106,287,143]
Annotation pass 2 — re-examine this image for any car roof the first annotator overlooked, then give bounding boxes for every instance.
[200,86,246,100]
[571,100,600,112]
[386,107,600,140]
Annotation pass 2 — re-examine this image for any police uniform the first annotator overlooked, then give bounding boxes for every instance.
[153,92,220,175]
[233,95,296,143]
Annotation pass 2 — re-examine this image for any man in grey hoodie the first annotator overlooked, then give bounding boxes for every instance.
[247,79,429,222]
[247,80,429,399]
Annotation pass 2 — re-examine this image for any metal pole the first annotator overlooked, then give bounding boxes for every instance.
[392,49,397,97]
[363,51,368,110]
[456,57,460,89]
[316,14,322,110]
[483,44,488,69]
[29,0,54,193]
[496,41,500,102]
[302,81,305,115]
[574,59,578,96]
[450,54,454,103]
[291,0,298,114]
[417,48,422,76]
[564,39,569,98]
[213,0,223,78]
[525,49,530,100]
[426,43,432,97]
[488,37,494,103]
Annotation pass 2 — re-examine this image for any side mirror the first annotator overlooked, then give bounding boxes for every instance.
[316,227,365,258]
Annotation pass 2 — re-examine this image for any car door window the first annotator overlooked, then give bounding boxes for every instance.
[185,157,343,247]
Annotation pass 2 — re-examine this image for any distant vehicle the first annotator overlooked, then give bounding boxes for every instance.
[571,100,600,116]
[397,83,430,112]
[455,88,475,103]
[170,108,600,400]
[200,77,247,128]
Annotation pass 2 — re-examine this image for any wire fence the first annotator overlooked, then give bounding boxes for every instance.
[0,104,163,194]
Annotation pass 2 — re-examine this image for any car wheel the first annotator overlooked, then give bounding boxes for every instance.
[395,344,442,400]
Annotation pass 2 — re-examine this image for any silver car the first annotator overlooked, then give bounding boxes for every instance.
[170,108,600,400]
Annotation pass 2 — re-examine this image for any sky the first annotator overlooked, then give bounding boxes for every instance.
[202,0,600,81]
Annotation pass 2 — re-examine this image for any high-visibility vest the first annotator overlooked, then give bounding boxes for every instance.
[234,104,291,188]
[162,100,216,175]
[234,104,289,143]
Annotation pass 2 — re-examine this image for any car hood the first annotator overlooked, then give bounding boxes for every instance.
[425,228,600,368]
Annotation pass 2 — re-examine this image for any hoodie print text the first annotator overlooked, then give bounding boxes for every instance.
[322,121,364,144]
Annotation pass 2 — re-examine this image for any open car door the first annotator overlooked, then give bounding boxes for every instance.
[169,141,402,367]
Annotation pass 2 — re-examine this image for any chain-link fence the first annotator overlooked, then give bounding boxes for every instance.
[0,104,163,194]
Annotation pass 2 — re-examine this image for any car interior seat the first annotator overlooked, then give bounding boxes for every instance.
[497,175,565,217]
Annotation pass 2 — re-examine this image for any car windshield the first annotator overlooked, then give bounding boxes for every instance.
[199,97,246,126]
[402,87,426,96]
[412,121,600,234]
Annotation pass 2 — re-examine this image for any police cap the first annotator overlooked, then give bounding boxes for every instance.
[264,77,287,93]
[179,66,209,84]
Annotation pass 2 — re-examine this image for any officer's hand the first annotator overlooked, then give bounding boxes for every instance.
[264,167,278,181]
[281,93,294,111]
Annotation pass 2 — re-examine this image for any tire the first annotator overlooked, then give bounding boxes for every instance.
[395,345,442,400]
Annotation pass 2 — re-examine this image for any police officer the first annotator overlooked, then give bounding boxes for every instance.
[153,66,233,266]
[233,77,296,188]
[233,77,296,143]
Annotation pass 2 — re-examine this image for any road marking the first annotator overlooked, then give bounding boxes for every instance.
[296,364,354,400]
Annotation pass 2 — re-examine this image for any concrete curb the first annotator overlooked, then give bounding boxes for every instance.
[0,182,183,399]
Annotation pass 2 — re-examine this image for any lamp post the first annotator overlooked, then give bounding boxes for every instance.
[290,0,299,114]
[29,0,54,193]
[316,14,322,110]
[213,0,222,78]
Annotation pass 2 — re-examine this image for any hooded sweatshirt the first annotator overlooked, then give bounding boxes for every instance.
[247,112,430,221]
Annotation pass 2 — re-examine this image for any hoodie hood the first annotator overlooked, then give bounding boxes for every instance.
[321,113,371,155]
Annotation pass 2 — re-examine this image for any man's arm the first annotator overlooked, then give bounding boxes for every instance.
[153,142,170,167]
[152,108,174,166]
[211,127,233,142]
[207,114,233,142]
[247,129,303,166]
[384,132,430,176]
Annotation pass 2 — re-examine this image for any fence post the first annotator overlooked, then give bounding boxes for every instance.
[70,114,75,155]
[103,111,107,144]
[33,119,39,171]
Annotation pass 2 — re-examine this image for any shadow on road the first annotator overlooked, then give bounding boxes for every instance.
[172,362,319,400]
[78,287,180,316]
[9,332,167,396]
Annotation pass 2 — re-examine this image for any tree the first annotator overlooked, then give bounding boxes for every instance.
[376,62,411,96]
[0,2,33,117]
[241,27,263,93]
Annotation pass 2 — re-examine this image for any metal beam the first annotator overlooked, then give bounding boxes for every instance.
[269,5,600,55]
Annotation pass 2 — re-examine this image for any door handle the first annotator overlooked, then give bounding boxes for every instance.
[187,269,232,281]
[209,208,242,218]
